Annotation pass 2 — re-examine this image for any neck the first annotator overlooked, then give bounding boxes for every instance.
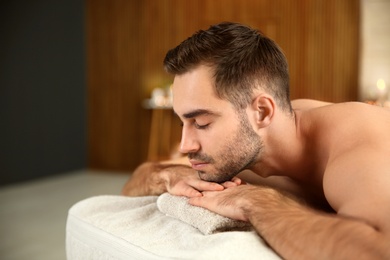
[251,110,314,181]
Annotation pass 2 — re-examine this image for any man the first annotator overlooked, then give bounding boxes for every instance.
[122,22,390,259]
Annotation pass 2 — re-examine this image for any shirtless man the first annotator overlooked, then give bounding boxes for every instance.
[122,22,390,259]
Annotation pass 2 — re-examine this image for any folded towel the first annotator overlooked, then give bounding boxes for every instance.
[157,193,252,235]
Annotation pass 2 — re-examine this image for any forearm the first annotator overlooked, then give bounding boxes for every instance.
[244,188,389,259]
[121,161,219,197]
[121,162,166,196]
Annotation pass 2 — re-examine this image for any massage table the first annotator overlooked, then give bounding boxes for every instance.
[66,195,281,259]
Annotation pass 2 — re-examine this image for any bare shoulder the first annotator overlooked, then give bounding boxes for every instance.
[294,100,389,116]
[301,102,390,136]
[291,99,333,110]
[321,101,390,141]
[319,102,390,233]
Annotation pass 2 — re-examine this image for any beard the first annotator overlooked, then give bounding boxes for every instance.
[188,110,263,183]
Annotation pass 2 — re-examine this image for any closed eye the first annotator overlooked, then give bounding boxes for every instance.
[179,121,210,130]
[194,121,210,130]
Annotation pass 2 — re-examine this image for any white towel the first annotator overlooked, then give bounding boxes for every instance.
[67,195,281,259]
[157,192,252,235]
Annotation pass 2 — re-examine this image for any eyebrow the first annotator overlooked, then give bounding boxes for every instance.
[181,109,219,119]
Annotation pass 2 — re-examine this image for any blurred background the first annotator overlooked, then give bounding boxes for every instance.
[1,0,389,185]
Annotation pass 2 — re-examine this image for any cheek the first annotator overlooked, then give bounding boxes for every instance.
[203,125,237,152]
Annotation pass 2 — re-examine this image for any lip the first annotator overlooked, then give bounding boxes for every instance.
[189,159,209,170]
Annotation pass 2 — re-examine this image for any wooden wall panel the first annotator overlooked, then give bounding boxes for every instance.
[87,0,360,171]
[87,0,148,171]
[276,0,360,102]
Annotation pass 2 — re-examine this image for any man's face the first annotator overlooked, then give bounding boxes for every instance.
[172,65,263,183]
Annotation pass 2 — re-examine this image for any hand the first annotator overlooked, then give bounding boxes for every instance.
[188,184,257,221]
[161,164,225,197]
[164,170,246,197]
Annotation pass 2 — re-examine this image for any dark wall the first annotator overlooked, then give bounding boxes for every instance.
[0,0,86,186]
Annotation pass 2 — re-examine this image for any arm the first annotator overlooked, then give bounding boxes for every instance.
[190,184,389,259]
[189,150,390,259]
[121,157,225,197]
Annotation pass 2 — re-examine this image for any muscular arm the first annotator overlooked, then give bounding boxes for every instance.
[246,188,388,259]
[190,147,390,259]
[190,183,389,259]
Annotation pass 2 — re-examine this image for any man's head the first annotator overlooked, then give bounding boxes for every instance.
[165,22,291,182]
[164,22,292,112]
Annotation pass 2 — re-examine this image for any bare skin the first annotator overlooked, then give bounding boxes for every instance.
[122,65,390,259]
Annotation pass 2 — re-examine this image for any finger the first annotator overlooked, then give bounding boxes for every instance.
[188,196,204,207]
[188,192,217,209]
[168,183,202,197]
[184,188,203,197]
[231,177,242,185]
[191,179,224,191]
[170,189,202,198]
[222,181,238,188]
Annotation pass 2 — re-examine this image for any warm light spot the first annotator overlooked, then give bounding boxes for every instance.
[377,79,386,91]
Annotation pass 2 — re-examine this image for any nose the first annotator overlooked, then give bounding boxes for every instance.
[179,127,200,154]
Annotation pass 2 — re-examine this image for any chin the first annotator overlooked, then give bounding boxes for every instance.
[198,171,232,183]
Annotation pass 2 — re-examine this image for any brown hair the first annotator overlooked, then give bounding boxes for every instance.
[164,22,292,112]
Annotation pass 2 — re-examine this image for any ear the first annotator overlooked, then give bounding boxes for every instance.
[250,94,275,128]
